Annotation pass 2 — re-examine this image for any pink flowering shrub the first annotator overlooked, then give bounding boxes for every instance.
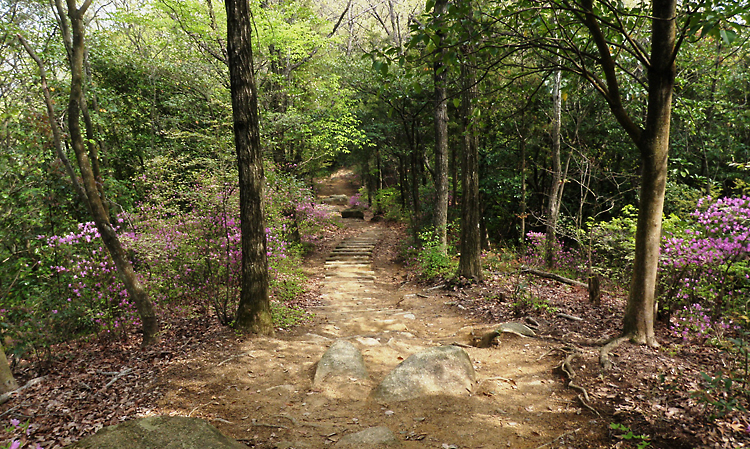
[670,303,738,342]
[523,231,584,277]
[24,167,332,342]
[660,196,750,327]
[348,192,368,209]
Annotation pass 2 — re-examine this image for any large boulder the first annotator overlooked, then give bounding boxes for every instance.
[334,426,402,448]
[314,339,368,387]
[370,345,475,402]
[66,416,246,449]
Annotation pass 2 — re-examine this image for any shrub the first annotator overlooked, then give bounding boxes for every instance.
[373,187,404,221]
[413,227,457,281]
[523,231,582,276]
[11,166,329,352]
[659,196,750,319]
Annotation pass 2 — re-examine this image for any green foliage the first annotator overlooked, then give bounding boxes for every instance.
[373,187,405,221]
[509,277,557,316]
[413,227,457,281]
[585,205,638,282]
[270,302,311,329]
[582,206,684,284]
[481,249,517,273]
[686,309,750,420]
[609,423,651,449]
[692,370,748,420]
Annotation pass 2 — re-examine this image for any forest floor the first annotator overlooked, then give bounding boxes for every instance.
[2,170,749,449]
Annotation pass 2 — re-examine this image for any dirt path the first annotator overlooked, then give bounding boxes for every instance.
[154,173,606,448]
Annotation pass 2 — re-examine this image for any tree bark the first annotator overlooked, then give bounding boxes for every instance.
[225,0,274,335]
[432,0,449,252]
[17,33,87,203]
[53,0,107,215]
[0,342,18,394]
[458,47,482,280]
[544,69,563,269]
[621,0,676,347]
[575,0,675,346]
[65,0,159,346]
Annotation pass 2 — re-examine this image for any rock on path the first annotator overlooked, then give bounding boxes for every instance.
[151,221,601,449]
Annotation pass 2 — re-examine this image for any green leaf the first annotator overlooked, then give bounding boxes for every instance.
[720,29,737,45]
[453,98,460,108]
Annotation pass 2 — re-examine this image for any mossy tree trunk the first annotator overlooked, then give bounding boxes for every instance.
[0,342,18,394]
[65,0,159,346]
[225,0,274,335]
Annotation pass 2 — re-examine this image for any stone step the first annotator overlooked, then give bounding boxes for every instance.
[324,262,371,267]
[330,249,373,255]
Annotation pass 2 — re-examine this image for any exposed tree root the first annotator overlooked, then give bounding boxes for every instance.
[477,376,516,387]
[0,376,45,405]
[217,351,256,367]
[99,367,133,392]
[533,427,583,449]
[558,348,600,417]
[599,335,630,370]
[577,394,600,417]
[250,421,289,430]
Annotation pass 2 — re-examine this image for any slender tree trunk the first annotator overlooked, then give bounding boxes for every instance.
[17,34,87,203]
[450,141,457,207]
[622,0,676,347]
[66,0,159,346]
[398,155,407,209]
[411,144,421,226]
[458,53,482,280]
[518,122,527,244]
[432,0,449,252]
[225,0,274,335]
[0,342,18,394]
[545,69,563,269]
[54,0,107,216]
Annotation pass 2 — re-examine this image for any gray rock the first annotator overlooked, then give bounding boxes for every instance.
[341,208,365,219]
[497,322,536,337]
[65,416,246,449]
[371,345,475,402]
[334,426,401,448]
[314,339,368,386]
[322,194,350,204]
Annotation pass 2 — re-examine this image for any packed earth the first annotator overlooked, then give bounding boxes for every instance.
[1,171,749,449]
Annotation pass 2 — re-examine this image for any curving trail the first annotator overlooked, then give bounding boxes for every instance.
[154,174,605,449]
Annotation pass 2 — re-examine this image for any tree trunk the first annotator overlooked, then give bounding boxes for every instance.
[54,0,107,216]
[66,0,159,346]
[544,69,563,269]
[225,0,274,335]
[411,144,421,226]
[622,0,676,347]
[458,48,482,280]
[17,34,87,203]
[0,342,18,394]
[519,121,527,245]
[432,0,449,252]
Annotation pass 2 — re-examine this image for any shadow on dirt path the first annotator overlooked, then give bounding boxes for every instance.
[154,170,608,448]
